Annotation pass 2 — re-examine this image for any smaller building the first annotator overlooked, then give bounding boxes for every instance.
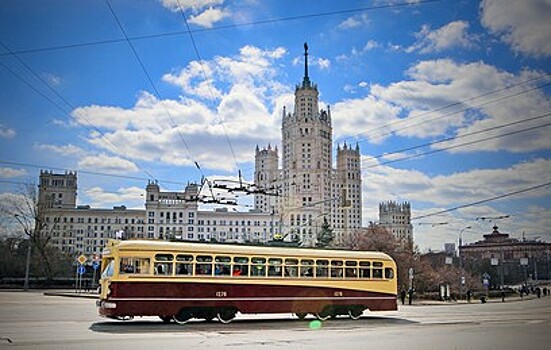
[461,225,551,284]
[378,201,413,243]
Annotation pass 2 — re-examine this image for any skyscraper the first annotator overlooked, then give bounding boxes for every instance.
[255,43,362,246]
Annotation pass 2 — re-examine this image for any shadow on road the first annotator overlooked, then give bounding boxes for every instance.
[90,316,417,334]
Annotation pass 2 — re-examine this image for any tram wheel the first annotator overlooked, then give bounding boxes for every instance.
[116,316,134,321]
[348,308,363,320]
[159,315,173,323]
[295,313,307,320]
[315,308,332,321]
[217,309,236,324]
[173,310,193,325]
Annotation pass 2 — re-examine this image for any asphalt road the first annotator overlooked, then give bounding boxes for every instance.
[1,291,550,349]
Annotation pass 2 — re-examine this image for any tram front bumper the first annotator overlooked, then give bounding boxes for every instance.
[96,299,117,310]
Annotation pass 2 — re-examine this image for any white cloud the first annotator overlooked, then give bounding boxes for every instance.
[406,21,477,53]
[337,13,370,30]
[159,0,224,12]
[368,59,551,150]
[363,40,379,51]
[78,154,139,174]
[42,73,61,86]
[83,186,144,209]
[0,167,26,178]
[331,96,402,142]
[35,143,87,157]
[0,124,16,138]
[72,46,291,173]
[481,0,551,57]
[163,45,287,100]
[188,7,230,28]
[316,58,330,70]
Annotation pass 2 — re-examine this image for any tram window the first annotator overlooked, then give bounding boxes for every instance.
[300,259,314,277]
[330,260,344,278]
[345,261,358,278]
[176,255,193,275]
[154,254,174,275]
[101,259,114,278]
[155,254,173,261]
[385,267,394,279]
[359,261,371,278]
[120,257,150,274]
[316,259,329,278]
[372,262,383,279]
[268,258,283,277]
[233,257,249,276]
[284,258,299,277]
[214,256,231,276]
[251,257,266,277]
[196,255,213,276]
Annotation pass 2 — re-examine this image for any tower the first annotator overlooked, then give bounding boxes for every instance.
[253,43,361,246]
[254,144,279,213]
[379,201,413,243]
[38,170,77,209]
[334,142,362,243]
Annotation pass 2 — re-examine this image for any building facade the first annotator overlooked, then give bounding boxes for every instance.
[460,225,551,283]
[378,201,413,243]
[254,43,362,246]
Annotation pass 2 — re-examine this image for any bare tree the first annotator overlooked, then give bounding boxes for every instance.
[0,183,59,283]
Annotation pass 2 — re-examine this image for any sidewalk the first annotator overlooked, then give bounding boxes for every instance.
[43,289,98,299]
[406,294,539,306]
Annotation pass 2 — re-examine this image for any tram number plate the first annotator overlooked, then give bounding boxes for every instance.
[216,291,227,297]
[334,291,343,297]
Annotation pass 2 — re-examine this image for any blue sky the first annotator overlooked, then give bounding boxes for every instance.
[0,0,550,251]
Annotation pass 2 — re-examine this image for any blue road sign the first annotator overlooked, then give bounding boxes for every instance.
[92,261,100,270]
[77,265,86,275]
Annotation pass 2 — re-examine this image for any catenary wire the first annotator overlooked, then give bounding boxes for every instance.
[0,0,440,57]
[363,111,551,166]
[411,181,551,221]
[0,41,161,184]
[175,0,241,175]
[364,119,551,169]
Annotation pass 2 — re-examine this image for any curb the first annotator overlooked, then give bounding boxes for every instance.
[43,292,98,300]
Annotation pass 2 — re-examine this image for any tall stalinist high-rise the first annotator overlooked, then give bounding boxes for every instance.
[254,43,362,246]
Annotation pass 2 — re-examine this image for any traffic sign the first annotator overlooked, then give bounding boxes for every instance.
[92,261,100,270]
[483,278,489,287]
[77,265,86,275]
[77,255,87,265]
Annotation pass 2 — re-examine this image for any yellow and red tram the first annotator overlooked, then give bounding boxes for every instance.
[97,240,397,323]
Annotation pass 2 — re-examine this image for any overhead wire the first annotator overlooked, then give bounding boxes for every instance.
[366,119,551,169]
[104,0,206,186]
[411,181,551,221]
[339,72,551,146]
[174,0,242,176]
[0,41,161,184]
[0,0,440,57]
[363,111,551,168]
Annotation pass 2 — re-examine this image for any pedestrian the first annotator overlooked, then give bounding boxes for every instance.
[408,288,414,305]
[466,289,472,303]
[400,289,406,305]
[536,287,541,298]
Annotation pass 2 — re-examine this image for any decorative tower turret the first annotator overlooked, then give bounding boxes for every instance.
[38,170,77,209]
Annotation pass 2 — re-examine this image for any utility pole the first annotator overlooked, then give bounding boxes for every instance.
[459,226,471,301]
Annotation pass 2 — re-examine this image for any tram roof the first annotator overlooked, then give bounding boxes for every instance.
[106,239,394,261]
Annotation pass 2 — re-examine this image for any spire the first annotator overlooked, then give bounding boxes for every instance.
[302,42,311,88]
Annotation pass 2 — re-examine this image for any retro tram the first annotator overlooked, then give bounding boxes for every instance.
[97,240,397,323]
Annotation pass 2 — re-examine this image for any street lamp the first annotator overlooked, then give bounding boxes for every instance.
[14,214,32,291]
